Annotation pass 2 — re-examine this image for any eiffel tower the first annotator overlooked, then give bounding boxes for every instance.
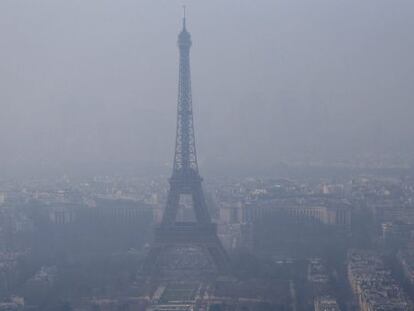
[143,13,230,276]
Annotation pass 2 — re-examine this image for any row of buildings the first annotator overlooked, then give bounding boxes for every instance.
[347,249,412,311]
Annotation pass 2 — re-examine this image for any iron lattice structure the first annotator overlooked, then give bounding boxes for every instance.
[173,17,198,175]
[143,17,230,276]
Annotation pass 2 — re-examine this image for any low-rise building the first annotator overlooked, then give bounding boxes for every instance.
[314,296,340,311]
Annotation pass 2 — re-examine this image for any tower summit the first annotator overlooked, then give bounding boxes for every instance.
[143,12,230,277]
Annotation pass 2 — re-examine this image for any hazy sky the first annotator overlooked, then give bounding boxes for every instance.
[0,0,413,176]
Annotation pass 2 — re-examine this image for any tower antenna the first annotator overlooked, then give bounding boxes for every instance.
[182,5,186,28]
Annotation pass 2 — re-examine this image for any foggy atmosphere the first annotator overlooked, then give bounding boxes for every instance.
[0,0,414,310]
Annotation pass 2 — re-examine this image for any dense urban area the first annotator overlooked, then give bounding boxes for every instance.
[0,165,414,311]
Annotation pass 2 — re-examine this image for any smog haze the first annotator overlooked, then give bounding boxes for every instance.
[0,0,413,176]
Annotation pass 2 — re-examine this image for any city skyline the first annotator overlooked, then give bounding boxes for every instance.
[0,2,414,310]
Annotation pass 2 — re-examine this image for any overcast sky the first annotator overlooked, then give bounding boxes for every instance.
[0,0,413,176]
